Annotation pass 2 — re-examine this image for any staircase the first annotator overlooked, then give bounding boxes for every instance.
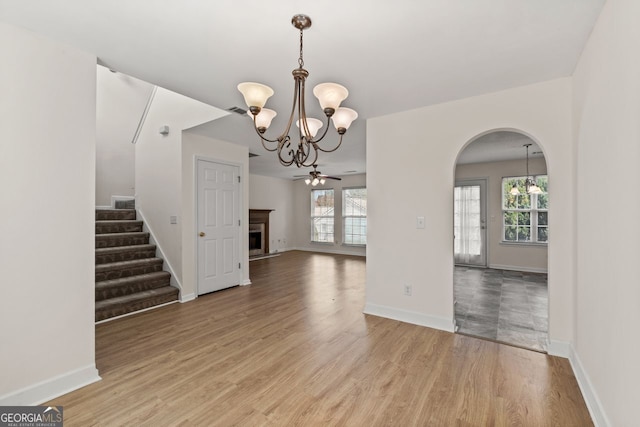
[95,209,179,322]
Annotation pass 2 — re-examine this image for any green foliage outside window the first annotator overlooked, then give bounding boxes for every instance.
[502,176,548,243]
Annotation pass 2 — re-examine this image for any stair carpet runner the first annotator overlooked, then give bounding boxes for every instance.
[95,209,178,321]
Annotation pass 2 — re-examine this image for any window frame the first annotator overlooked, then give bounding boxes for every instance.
[310,188,335,244]
[342,186,367,246]
[501,175,548,245]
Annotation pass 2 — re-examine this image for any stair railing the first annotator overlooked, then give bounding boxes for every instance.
[131,85,158,144]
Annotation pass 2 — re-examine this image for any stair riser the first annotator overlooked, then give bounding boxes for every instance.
[96,263,163,282]
[96,234,149,248]
[96,275,170,301]
[95,222,143,234]
[95,290,179,322]
[96,248,157,265]
[95,210,136,221]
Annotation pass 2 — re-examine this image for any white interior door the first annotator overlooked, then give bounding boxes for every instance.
[197,159,240,295]
[454,179,487,267]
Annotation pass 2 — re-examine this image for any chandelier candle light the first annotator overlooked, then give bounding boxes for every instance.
[237,14,358,168]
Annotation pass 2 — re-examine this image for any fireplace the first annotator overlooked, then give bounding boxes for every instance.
[249,223,265,256]
[249,209,273,257]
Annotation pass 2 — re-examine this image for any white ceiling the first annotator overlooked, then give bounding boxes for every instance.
[0,0,604,179]
[457,131,543,165]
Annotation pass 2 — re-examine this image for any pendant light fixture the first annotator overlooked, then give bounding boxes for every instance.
[510,143,542,196]
[237,14,358,168]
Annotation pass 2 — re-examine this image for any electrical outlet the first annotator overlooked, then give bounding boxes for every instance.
[404,284,412,296]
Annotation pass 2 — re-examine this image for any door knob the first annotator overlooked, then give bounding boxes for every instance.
[199,232,206,237]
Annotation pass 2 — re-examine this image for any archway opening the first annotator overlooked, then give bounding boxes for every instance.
[453,130,549,352]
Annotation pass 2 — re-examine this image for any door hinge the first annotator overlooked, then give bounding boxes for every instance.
[238,262,241,269]
[238,219,241,226]
[237,176,241,183]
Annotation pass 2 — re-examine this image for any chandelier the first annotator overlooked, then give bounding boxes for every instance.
[510,143,542,195]
[237,14,358,168]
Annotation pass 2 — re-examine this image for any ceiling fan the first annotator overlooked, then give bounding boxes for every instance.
[294,164,342,186]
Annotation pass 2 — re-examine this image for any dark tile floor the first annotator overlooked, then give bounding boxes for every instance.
[454,266,548,352]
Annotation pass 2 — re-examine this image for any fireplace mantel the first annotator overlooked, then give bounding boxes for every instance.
[249,209,273,256]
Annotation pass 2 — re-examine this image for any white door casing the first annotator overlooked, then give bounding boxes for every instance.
[197,159,240,294]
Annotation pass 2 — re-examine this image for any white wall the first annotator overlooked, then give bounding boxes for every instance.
[96,65,153,207]
[134,87,228,291]
[572,0,640,424]
[292,174,367,256]
[181,132,249,298]
[0,23,100,404]
[249,174,295,253]
[366,78,574,340]
[456,157,548,272]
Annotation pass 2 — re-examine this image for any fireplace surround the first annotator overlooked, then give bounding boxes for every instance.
[249,209,273,257]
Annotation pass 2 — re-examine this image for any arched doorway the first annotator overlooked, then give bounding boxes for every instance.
[453,130,549,352]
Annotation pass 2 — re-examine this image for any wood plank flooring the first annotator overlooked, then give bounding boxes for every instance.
[47,251,592,426]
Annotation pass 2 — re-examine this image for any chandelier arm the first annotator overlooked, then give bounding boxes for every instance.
[250,115,282,145]
[258,137,279,152]
[277,136,296,167]
[278,76,302,143]
[299,77,312,141]
[301,144,319,167]
[314,134,344,153]
[308,115,331,145]
[298,141,314,166]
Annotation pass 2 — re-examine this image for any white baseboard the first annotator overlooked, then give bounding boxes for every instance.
[547,340,609,427]
[180,293,196,303]
[363,302,455,333]
[292,246,366,257]
[0,364,101,406]
[241,279,252,286]
[489,263,548,274]
[547,339,572,358]
[568,346,610,427]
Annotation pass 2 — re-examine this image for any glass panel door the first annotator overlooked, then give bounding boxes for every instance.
[454,180,487,267]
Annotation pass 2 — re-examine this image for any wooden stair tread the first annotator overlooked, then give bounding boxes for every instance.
[95,286,179,321]
[95,244,156,254]
[95,220,143,224]
[96,271,170,288]
[95,286,178,308]
[95,258,163,272]
[96,231,149,238]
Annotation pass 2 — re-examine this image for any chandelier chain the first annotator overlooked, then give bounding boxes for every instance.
[298,28,304,68]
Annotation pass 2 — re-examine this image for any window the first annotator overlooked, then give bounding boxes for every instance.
[311,189,334,243]
[502,175,548,243]
[343,187,367,245]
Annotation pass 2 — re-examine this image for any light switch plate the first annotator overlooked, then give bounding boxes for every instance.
[417,216,425,229]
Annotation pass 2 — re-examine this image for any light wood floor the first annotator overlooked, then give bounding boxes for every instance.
[48,251,592,426]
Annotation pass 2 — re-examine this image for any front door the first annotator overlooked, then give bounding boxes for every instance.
[197,159,240,295]
[454,179,487,267]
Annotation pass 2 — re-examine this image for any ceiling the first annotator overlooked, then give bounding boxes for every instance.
[0,0,604,179]
[457,131,543,165]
